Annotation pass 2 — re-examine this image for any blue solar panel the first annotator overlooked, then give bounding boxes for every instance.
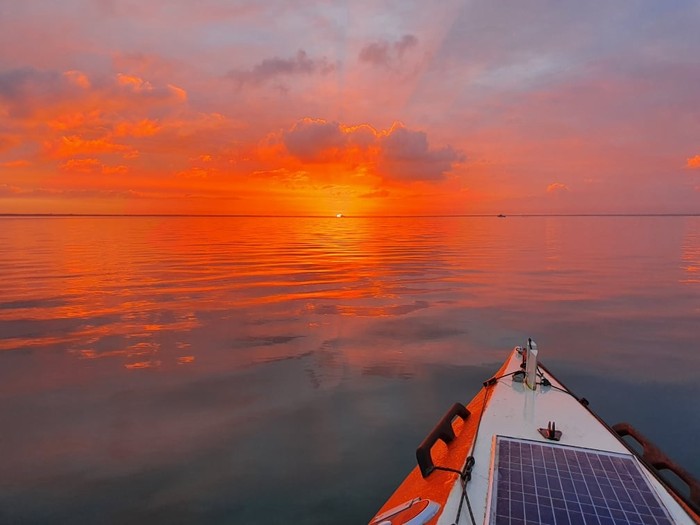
[490,436,673,525]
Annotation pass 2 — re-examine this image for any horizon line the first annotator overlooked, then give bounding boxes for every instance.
[1,213,699,218]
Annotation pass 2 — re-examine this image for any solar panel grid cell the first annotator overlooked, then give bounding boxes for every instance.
[490,437,674,525]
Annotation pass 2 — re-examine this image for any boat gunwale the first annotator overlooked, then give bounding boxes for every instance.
[537,360,700,523]
[369,354,513,525]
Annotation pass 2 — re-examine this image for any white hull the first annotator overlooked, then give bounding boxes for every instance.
[370,344,700,525]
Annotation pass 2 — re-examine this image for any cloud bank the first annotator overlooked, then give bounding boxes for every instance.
[278,118,463,182]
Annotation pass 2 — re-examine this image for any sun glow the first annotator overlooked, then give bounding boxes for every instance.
[1,3,698,215]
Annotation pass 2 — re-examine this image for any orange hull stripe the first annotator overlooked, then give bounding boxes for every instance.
[370,357,513,524]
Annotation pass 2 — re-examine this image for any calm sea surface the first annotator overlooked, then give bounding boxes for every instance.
[1,216,698,524]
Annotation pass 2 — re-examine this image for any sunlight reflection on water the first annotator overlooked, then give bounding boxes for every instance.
[0,216,698,523]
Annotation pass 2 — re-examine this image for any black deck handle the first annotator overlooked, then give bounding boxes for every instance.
[416,403,470,477]
[613,422,700,510]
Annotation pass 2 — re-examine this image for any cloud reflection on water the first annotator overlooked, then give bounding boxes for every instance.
[2,214,698,377]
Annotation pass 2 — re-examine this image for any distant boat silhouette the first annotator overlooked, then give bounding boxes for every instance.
[498,214,506,218]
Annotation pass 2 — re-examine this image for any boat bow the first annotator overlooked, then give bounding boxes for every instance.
[369,343,700,524]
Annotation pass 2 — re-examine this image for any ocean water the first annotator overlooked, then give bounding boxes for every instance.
[0,215,698,524]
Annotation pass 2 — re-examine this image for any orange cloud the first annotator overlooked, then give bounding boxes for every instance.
[47,135,138,159]
[60,158,102,173]
[1,69,195,190]
[0,184,142,199]
[547,182,569,193]
[102,164,129,175]
[113,119,161,137]
[116,73,152,91]
[0,184,22,196]
[63,70,91,89]
[177,167,211,179]
[687,155,700,169]
[167,84,187,102]
[1,159,31,168]
[117,73,187,101]
[48,110,104,132]
[360,189,390,199]
[60,158,129,175]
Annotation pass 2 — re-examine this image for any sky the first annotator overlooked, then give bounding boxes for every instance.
[1,0,699,216]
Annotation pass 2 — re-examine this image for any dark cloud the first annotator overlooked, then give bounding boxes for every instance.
[226,50,334,87]
[0,68,57,98]
[378,124,464,182]
[359,42,391,67]
[395,34,418,58]
[278,118,463,182]
[282,118,346,162]
[359,34,418,68]
[0,69,72,117]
